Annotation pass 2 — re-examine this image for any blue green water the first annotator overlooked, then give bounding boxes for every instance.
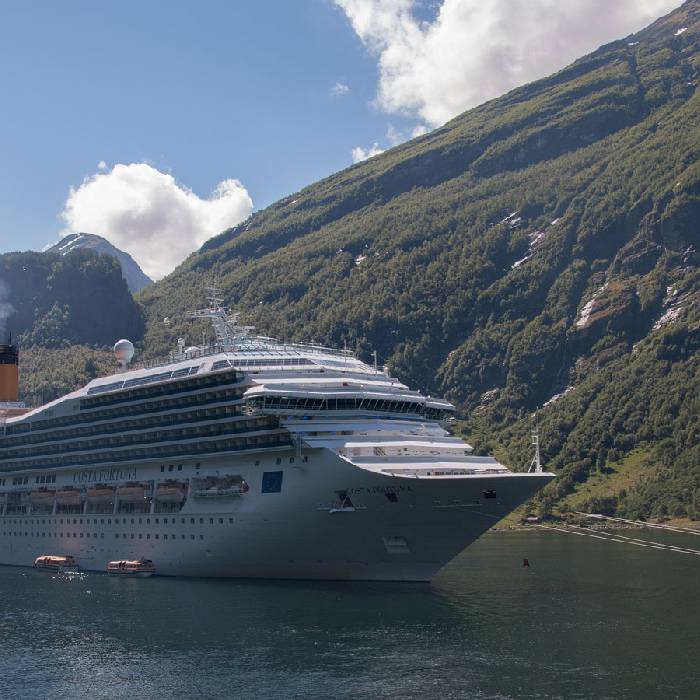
[1,530,699,699]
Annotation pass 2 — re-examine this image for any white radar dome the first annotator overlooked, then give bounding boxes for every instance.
[114,339,135,367]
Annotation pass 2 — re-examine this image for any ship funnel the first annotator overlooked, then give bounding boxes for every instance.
[114,339,135,370]
[0,341,19,403]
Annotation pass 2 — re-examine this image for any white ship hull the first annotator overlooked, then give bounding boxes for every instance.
[0,448,551,581]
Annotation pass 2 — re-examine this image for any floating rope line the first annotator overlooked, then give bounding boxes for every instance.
[540,524,700,556]
[575,512,700,536]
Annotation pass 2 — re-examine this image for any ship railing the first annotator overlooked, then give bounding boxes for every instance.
[127,338,356,373]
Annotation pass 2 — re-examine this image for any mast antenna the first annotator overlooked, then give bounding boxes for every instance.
[528,419,543,473]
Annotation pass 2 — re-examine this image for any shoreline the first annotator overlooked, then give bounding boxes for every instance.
[491,520,700,534]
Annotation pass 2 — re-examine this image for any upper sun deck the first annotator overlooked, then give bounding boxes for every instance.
[4,293,453,427]
[4,340,440,424]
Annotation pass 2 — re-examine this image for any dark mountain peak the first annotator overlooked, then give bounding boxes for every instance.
[47,233,152,293]
[0,248,144,348]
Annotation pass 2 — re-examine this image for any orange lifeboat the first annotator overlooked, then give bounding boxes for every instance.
[87,484,115,503]
[34,555,79,571]
[30,489,56,506]
[115,482,146,503]
[107,559,155,577]
[55,488,82,506]
[154,480,186,503]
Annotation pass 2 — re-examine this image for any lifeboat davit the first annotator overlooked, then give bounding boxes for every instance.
[107,559,155,577]
[34,555,79,571]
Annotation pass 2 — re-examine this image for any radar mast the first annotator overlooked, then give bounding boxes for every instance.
[188,286,257,351]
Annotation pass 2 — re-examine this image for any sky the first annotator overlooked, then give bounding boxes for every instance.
[0,0,681,279]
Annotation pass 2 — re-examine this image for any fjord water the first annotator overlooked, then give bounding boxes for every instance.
[1,531,698,700]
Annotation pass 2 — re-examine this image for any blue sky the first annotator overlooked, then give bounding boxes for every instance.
[0,0,680,277]
[0,1,395,254]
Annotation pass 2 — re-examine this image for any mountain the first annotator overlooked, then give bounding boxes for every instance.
[0,248,144,349]
[47,233,153,293]
[17,1,700,521]
[137,0,700,522]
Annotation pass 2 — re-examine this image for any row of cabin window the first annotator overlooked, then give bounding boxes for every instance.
[0,418,270,459]
[0,407,275,459]
[2,531,221,541]
[275,456,308,465]
[80,370,241,410]
[0,435,292,473]
[2,516,235,525]
[0,404,247,450]
[4,385,246,437]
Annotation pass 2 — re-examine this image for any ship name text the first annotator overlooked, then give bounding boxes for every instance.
[73,467,137,484]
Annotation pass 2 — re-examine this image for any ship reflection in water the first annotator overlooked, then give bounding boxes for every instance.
[1,530,699,700]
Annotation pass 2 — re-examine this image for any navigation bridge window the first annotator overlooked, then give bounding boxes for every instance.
[246,395,451,419]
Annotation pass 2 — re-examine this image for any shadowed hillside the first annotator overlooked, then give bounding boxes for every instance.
[0,249,144,405]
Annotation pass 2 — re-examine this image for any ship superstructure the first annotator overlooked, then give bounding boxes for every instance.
[0,294,553,580]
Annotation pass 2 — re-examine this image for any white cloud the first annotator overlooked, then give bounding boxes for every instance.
[331,80,351,96]
[97,160,107,170]
[386,124,403,146]
[387,122,429,146]
[335,0,681,126]
[352,142,385,163]
[61,163,253,280]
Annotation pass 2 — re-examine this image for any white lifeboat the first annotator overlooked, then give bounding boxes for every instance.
[107,559,155,577]
[192,476,249,499]
[34,555,79,571]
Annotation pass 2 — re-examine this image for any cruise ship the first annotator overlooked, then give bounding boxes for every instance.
[0,294,554,581]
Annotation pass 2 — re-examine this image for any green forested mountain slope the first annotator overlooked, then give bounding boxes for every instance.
[18,1,700,519]
[137,2,699,519]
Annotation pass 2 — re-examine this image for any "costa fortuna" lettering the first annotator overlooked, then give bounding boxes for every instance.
[73,468,137,484]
